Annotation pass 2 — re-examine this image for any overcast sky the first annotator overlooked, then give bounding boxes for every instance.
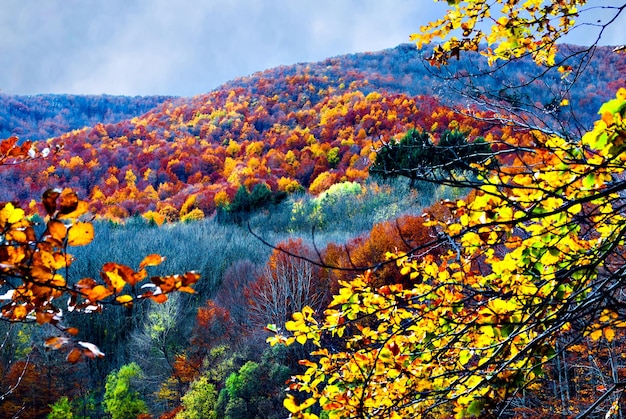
[1,0,624,97]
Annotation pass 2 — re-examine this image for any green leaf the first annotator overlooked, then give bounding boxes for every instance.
[598,99,623,115]
[467,399,485,416]
[583,174,595,189]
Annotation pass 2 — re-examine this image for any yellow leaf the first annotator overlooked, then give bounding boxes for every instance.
[13,305,28,320]
[67,222,94,246]
[177,286,195,294]
[284,395,299,413]
[284,394,316,413]
[589,329,603,341]
[105,271,126,293]
[116,295,134,307]
[0,202,25,225]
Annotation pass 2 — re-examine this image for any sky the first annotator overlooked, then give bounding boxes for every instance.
[1,0,624,97]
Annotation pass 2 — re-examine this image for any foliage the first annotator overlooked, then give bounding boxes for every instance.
[47,396,74,419]
[0,94,172,142]
[103,362,148,419]
[1,44,623,219]
[0,165,199,359]
[269,89,626,417]
[215,346,292,419]
[371,128,491,182]
[0,136,201,419]
[412,0,584,66]
[2,4,625,417]
[174,376,218,419]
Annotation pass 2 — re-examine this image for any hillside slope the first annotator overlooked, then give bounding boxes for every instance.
[1,44,624,220]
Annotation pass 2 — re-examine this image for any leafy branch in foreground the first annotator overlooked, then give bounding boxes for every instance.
[0,141,199,362]
[268,86,626,418]
[414,1,625,142]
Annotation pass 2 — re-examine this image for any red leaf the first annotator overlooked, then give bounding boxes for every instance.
[57,189,79,215]
[42,188,61,216]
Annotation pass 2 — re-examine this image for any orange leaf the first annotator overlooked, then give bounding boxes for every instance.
[65,327,80,336]
[140,254,165,269]
[47,220,67,243]
[67,222,94,246]
[86,285,113,302]
[31,266,53,281]
[44,336,70,350]
[75,277,96,290]
[78,341,105,358]
[0,136,18,155]
[182,271,200,286]
[36,311,54,325]
[66,348,82,363]
[149,293,168,303]
[153,275,176,293]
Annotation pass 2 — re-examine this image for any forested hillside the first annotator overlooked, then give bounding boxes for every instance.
[1,44,624,222]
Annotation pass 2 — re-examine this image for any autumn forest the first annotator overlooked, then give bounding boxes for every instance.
[3,2,626,418]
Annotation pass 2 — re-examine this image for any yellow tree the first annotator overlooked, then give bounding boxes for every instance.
[269,2,626,418]
[415,1,626,140]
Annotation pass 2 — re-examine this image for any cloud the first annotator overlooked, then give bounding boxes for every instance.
[1,0,623,97]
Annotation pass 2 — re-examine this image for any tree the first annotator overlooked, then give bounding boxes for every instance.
[0,138,200,361]
[174,376,218,419]
[268,2,626,418]
[371,128,492,184]
[215,346,292,419]
[103,362,148,419]
[247,239,326,329]
[272,85,626,419]
[413,1,626,139]
[47,396,74,419]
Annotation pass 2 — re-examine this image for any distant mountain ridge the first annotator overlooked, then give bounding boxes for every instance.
[0,94,174,142]
[3,43,623,144]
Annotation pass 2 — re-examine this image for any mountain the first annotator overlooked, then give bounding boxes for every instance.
[1,44,624,220]
[0,94,174,142]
